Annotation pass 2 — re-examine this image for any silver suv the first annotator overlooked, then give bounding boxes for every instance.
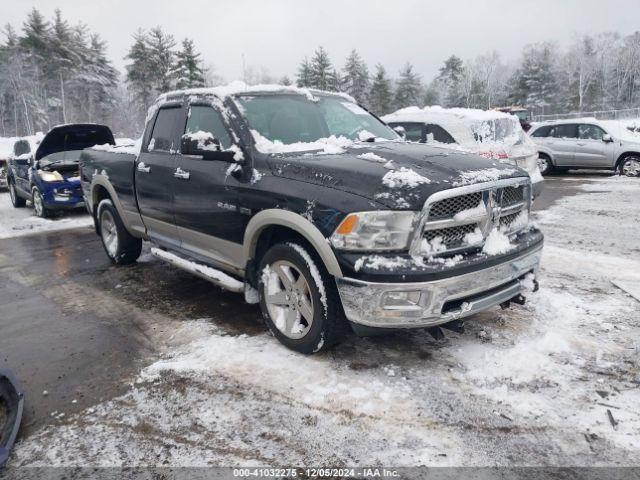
[530,119,640,176]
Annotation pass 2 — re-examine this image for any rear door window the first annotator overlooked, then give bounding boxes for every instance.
[13,140,31,157]
[149,107,182,152]
[550,124,577,139]
[531,126,552,138]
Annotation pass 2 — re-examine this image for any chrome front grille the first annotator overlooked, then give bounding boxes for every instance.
[429,192,482,220]
[410,178,531,257]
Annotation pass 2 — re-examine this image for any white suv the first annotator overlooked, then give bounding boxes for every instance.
[529,118,640,176]
[383,106,544,197]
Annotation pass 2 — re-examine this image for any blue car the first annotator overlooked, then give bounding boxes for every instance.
[7,124,114,217]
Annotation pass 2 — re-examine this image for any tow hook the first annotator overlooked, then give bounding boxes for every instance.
[428,320,466,340]
[500,293,527,310]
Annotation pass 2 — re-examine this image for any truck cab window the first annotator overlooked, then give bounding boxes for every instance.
[185,106,231,149]
[149,107,181,152]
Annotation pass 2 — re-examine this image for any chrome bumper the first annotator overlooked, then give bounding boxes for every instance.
[336,246,542,329]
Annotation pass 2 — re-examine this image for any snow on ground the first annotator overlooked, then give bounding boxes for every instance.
[8,176,640,467]
[0,192,92,239]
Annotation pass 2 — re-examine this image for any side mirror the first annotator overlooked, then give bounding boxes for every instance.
[181,132,238,162]
[393,126,406,139]
[602,134,613,143]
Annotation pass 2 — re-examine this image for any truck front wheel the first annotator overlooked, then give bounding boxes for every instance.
[258,242,346,354]
[97,199,142,265]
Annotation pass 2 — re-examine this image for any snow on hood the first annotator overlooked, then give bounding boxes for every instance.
[267,141,527,210]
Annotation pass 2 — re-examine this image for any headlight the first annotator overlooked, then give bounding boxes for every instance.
[330,211,417,251]
[37,170,63,182]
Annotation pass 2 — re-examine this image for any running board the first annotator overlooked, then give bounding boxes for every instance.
[150,247,244,293]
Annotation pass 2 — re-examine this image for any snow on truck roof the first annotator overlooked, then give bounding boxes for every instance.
[154,80,356,106]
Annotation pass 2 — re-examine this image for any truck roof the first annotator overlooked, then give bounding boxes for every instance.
[154,80,356,107]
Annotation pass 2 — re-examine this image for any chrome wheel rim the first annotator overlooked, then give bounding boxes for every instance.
[100,209,119,258]
[622,158,640,177]
[537,156,549,173]
[33,189,43,216]
[263,260,314,339]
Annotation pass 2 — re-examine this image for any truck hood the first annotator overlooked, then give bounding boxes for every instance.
[266,141,527,210]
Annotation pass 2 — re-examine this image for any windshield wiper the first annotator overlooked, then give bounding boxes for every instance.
[39,158,78,168]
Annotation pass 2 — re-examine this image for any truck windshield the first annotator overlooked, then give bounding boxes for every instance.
[236,94,398,147]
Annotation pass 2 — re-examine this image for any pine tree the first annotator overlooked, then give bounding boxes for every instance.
[341,49,370,105]
[146,27,176,92]
[368,64,393,115]
[20,8,50,57]
[280,75,292,86]
[437,55,464,107]
[394,62,422,109]
[509,43,558,113]
[125,30,155,115]
[309,46,335,91]
[172,38,205,89]
[296,57,312,87]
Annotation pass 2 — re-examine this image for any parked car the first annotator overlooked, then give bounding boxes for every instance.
[79,84,543,354]
[0,152,8,190]
[495,106,531,132]
[529,118,640,176]
[7,124,114,217]
[382,106,544,198]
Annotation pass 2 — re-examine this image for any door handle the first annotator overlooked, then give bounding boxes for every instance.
[576,142,586,146]
[137,162,151,173]
[174,167,190,180]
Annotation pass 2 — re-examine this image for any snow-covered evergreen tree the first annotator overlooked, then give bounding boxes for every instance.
[296,57,312,87]
[172,38,205,90]
[309,47,336,91]
[341,49,369,105]
[394,62,422,109]
[146,27,176,93]
[436,55,464,107]
[508,43,558,115]
[125,29,155,117]
[368,64,393,115]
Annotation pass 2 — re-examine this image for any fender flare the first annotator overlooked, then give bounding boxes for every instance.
[90,175,139,237]
[244,209,343,278]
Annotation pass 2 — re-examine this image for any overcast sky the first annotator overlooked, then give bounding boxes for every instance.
[3,0,640,82]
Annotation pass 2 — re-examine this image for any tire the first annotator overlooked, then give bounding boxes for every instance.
[619,155,640,177]
[537,154,553,175]
[97,199,142,265]
[8,180,26,208]
[258,242,347,354]
[31,186,50,218]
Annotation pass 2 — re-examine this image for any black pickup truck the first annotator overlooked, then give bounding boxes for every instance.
[79,84,543,353]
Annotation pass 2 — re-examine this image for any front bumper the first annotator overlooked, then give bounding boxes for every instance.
[41,181,85,210]
[336,245,542,329]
